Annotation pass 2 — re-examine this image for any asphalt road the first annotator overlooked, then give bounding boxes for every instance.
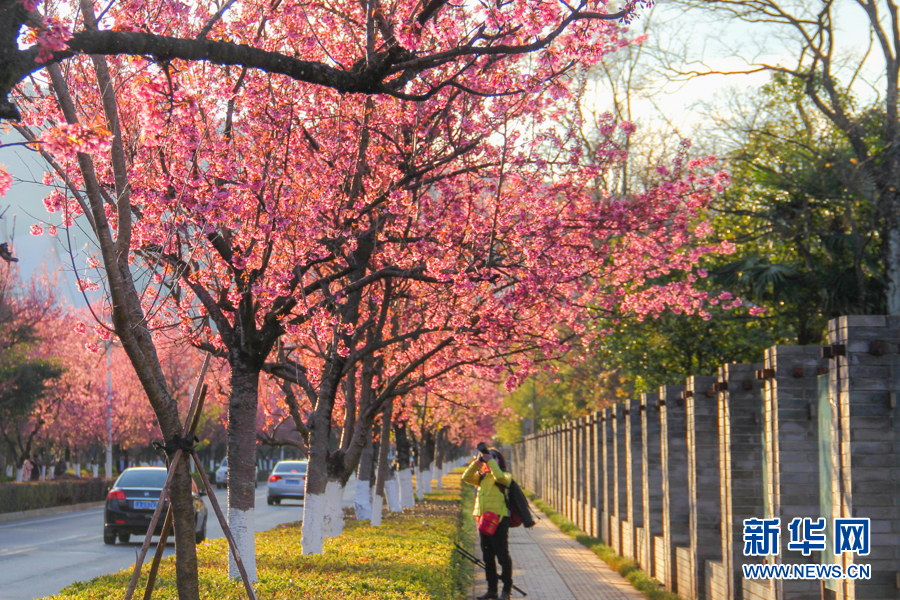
[0,478,357,600]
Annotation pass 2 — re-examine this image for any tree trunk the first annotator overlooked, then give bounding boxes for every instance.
[420,428,435,494]
[887,226,900,314]
[339,366,357,452]
[353,426,375,520]
[227,361,260,581]
[393,422,415,508]
[372,399,393,525]
[301,357,344,554]
[433,428,444,490]
[169,456,199,593]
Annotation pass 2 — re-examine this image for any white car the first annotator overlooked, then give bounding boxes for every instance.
[215,457,258,489]
[267,460,307,505]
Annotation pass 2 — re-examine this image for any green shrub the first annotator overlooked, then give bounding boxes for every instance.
[528,493,683,600]
[0,478,113,514]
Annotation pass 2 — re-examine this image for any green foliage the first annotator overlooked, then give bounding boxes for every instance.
[527,493,683,600]
[0,359,64,419]
[42,473,473,600]
[0,478,113,514]
[714,75,885,325]
[587,74,887,396]
[593,309,784,394]
[498,353,624,444]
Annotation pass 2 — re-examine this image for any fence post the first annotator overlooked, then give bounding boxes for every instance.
[641,391,663,580]
[660,384,688,595]
[625,396,643,562]
[613,402,627,557]
[602,407,612,546]
[716,363,764,600]
[826,315,900,600]
[593,411,602,539]
[686,375,720,600]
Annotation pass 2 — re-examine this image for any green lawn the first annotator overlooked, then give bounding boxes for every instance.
[45,474,471,600]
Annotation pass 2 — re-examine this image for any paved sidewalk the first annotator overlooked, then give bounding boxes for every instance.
[470,504,646,600]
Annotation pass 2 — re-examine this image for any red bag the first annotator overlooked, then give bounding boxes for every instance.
[478,511,500,535]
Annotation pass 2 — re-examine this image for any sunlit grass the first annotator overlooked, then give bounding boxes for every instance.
[45,472,471,600]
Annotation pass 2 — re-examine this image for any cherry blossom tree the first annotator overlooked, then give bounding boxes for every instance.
[0,266,64,480]
[0,0,740,591]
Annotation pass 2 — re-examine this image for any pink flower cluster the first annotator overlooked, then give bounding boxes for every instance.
[40,123,112,161]
[25,15,74,64]
[0,166,11,197]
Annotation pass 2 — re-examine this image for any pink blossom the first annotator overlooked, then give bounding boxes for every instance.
[0,167,11,197]
[30,223,44,236]
[749,306,767,316]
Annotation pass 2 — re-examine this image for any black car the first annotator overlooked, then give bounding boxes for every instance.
[104,467,208,545]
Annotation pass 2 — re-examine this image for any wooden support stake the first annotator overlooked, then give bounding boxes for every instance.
[124,355,211,600]
[191,451,258,600]
[142,384,208,600]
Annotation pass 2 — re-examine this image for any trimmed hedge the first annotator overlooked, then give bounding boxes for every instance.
[0,478,112,514]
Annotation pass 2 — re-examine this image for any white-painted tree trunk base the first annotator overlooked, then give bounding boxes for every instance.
[322,480,345,538]
[74,463,80,478]
[385,478,401,512]
[92,465,99,478]
[301,492,326,554]
[415,467,424,501]
[227,507,257,582]
[15,468,23,482]
[423,467,433,494]
[435,467,443,490]
[371,495,384,526]
[398,468,415,508]
[354,478,373,521]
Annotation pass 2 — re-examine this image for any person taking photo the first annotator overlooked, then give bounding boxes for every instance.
[462,444,514,600]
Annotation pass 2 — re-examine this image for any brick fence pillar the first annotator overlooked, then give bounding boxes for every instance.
[613,402,627,556]
[641,391,663,579]
[660,383,688,594]
[687,374,719,600]
[717,363,764,600]
[593,411,602,539]
[826,315,900,600]
[754,345,825,600]
[603,407,613,545]
[625,396,644,562]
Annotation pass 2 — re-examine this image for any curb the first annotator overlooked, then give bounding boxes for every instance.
[0,500,105,524]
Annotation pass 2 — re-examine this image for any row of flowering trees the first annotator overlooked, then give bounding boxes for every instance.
[0,0,735,596]
[0,265,217,480]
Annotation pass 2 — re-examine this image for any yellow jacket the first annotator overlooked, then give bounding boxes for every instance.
[462,458,513,518]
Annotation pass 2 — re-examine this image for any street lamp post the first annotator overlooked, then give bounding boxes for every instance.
[106,345,113,479]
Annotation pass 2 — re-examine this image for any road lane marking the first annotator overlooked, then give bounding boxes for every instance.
[0,509,104,529]
[0,534,91,555]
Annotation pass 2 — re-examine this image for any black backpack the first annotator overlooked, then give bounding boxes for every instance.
[499,479,536,528]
